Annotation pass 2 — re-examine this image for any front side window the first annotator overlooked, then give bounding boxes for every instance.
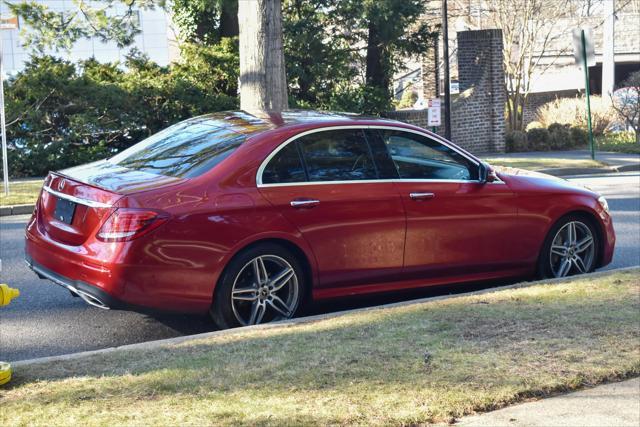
[379,130,478,181]
[297,129,377,182]
[109,117,246,179]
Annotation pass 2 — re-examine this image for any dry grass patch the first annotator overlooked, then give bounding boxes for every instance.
[1,270,639,426]
[485,157,605,171]
[0,180,43,207]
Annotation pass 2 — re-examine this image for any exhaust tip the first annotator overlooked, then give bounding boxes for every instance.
[75,289,110,310]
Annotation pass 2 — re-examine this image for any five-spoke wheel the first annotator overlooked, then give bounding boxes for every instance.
[539,216,599,279]
[231,255,299,326]
[210,243,304,329]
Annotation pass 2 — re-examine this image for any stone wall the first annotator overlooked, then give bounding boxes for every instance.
[386,29,506,155]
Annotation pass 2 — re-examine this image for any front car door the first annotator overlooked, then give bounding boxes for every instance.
[257,127,406,292]
[370,128,523,280]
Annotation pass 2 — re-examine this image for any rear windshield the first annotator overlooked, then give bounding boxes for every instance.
[109,117,246,178]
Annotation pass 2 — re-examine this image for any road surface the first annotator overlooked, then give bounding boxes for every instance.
[1,173,638,362]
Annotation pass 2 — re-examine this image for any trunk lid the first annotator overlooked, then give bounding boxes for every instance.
[37,162,182,246]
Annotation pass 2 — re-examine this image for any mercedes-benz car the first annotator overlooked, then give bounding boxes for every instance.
[25,111,615,328]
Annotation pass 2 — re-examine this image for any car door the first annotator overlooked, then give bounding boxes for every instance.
[257,127,406,290]
[372,128,521,280]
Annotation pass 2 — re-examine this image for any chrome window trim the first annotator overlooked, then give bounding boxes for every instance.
[256,124,490,188]
[43,185,113,208]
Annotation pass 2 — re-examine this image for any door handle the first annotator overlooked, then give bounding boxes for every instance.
[290,198,320,208]
[410,192,435,201]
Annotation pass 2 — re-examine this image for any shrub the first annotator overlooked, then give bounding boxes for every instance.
[4,52,238,177]
[526,128,551,151]
[525,121,544,131]
[548,123,572,150]
[570,127,588,147]
[396,84,418,109]
[505,130,528,152]
[535,96,616,135]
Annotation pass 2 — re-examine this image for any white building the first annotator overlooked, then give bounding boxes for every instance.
[1,1,178,75]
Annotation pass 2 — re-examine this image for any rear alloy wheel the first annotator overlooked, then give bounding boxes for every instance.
[539,217,599,279]
[231,255,299,326]
[211,244,304,329]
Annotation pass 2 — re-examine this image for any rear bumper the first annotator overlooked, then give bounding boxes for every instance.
[25,256,124,310]
[25,213,213,314]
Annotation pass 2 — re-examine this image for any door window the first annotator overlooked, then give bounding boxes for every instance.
[297,129,378,182]
[379,130,478,181]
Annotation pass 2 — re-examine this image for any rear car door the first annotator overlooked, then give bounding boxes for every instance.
[372,128,521,279]
[257,128,406,290]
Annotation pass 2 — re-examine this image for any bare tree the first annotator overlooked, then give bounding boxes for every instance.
[485,0,582,131]
[238,0,288,113]
[611,72,640,143]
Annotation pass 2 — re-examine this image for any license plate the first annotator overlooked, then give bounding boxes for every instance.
[54,197,76,224]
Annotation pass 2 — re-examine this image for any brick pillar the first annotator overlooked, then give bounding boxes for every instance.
[451,29,506,153]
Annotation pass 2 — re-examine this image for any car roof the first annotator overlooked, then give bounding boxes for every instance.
[190,110,411,136]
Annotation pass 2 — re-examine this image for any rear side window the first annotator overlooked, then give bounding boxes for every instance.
[109,118,246,178]
[262,143,306,184]
[297,129,377,182]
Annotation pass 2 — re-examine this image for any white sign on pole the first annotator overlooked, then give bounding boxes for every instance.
[427,98,441,127]
[572,28,596,68]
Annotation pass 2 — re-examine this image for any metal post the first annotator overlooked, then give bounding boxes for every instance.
[0,27,7,196]
[581,29,595,160]
[442,0,452,141]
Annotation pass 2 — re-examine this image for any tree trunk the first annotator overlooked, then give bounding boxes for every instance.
[365,20,389,93]
[219,0,239,38]
[238,0,288,113]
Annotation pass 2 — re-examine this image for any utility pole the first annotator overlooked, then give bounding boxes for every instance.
[442,0,452,140]
[602,0,615,97]
[0,23,8,196]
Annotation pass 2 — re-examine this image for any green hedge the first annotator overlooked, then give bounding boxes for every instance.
[3,45,239,178]
[506,124,588,152]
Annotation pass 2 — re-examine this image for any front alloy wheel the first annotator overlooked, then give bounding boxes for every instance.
[542,218,598,279]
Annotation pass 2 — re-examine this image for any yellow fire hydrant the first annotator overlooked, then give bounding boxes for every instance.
[0,283,20,386]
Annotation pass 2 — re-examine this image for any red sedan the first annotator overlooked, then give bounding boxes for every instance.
[25,111,615,328]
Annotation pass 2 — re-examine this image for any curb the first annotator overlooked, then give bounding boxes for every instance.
[537,167,610,176]
[12,265,640,368]
[537,164,639,177]
[0,204,34,217]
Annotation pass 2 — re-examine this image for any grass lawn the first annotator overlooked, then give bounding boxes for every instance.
[2,270,639,426]
[485,157,606,171]
[596,132,640,154]
[0,180,43,207]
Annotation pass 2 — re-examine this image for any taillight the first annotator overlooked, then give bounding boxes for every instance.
[96,208,169,242]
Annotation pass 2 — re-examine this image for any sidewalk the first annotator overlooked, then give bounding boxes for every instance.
[458,378,640,427]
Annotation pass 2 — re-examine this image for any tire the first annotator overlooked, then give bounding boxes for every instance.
[537,214,600,279]
[210,243,306,329]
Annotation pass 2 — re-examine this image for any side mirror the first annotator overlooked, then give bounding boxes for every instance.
[479,163,497,184]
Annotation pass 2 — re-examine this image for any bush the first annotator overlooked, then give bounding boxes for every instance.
[4,51,238,177]
[327,84,393,115]
[525,121,544,131]
[505,130,528,152]
[526,128,551,151]
[570,127,588,147]
[548,123,572,150]
[535,96,616,136]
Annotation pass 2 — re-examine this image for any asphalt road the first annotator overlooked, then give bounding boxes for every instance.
[1,173,638,362]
